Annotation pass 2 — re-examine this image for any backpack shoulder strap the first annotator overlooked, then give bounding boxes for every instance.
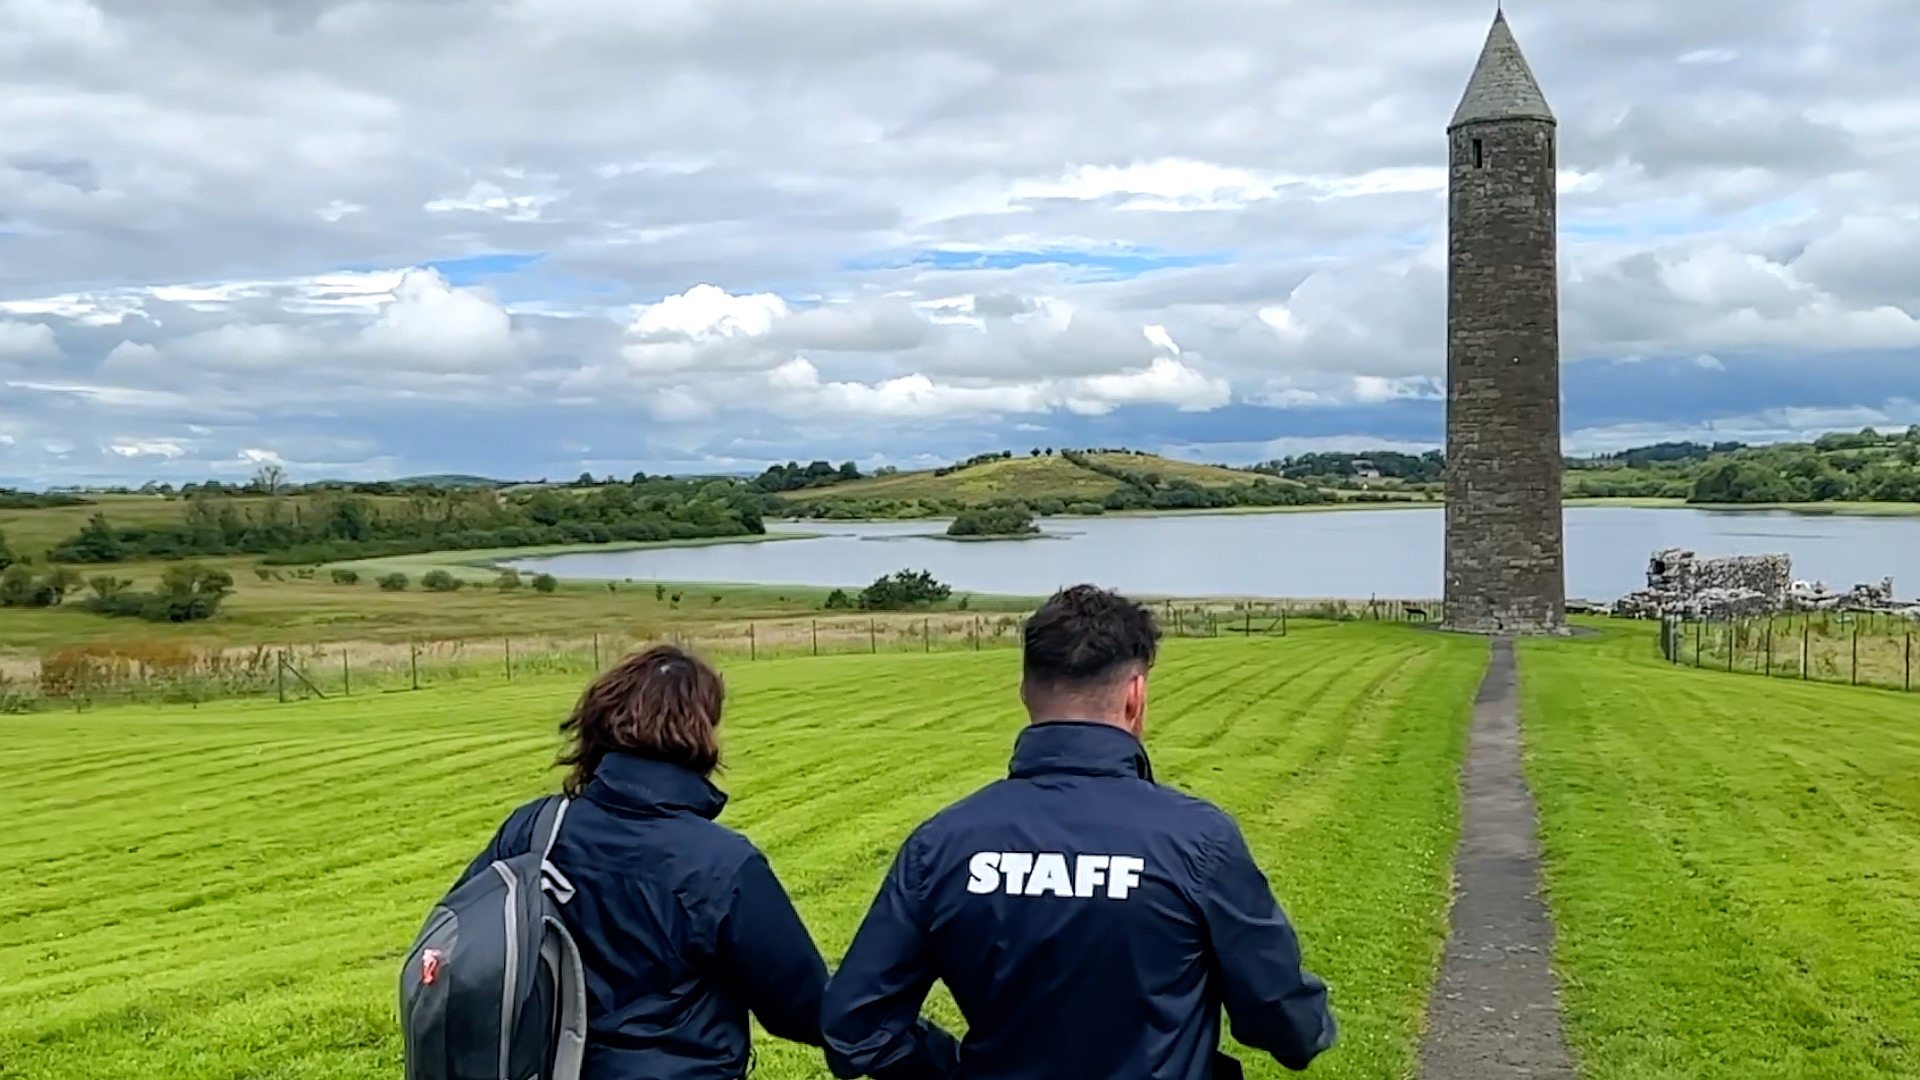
[533,795,570,860]
[531,795,576,904]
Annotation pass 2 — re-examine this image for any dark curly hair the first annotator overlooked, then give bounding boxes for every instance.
[1021,584,1162,694]
[557,644,724,795]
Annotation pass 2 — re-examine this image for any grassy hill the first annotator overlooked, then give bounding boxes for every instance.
[783,450,1305,510]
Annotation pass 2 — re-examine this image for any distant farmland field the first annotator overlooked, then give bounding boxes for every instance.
[0,624,1481,1080]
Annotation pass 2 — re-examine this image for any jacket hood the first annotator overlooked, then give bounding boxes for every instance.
[1009,721,1153,782]
[584,752,729,819]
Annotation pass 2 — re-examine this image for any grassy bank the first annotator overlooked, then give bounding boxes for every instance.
[0,624,1483,1080]
[1522,626,1920,1077]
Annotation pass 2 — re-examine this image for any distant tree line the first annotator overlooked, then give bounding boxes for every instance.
[1251,451,1446,485]
[44,477,768,565]
[752,460,862,493]
[0,489,91,509]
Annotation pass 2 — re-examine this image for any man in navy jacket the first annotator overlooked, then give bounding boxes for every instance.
[822,585,1336,1079]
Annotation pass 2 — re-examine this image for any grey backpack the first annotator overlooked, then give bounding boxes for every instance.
[401,796,589,1080]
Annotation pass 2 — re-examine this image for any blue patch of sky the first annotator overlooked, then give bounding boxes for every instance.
[1564,194,1816,243]
[424,252,544,285]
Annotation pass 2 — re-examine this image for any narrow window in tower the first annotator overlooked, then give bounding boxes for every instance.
[1472,138,1485,168]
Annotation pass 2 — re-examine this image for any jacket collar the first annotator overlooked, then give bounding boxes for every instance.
[1009,721,1154,782]
[584,752,729,820]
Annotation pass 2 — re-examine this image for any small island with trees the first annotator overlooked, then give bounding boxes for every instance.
[945,506,1041,539]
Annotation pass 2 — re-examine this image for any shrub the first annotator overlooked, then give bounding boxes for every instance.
[330,569,360,585]
[377,572,410,592]
[0,565,58,608]
[655,583,667,601]
[81,564,233,622]
[0,527,13,572]
[531,573,559,594]
[824,588,855,610]
[859,569,952,610]
[422,569,462,592]
[254,567,275,581]
[496,569,523,591]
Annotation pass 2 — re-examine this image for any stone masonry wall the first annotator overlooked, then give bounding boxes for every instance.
[1444,115,1566,634]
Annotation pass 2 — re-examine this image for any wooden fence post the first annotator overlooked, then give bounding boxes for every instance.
[811,620,819,656]
[1765,616,1773,677]
[1853,619,1860,686]
[276,650,287,704]
[592,633,600,671]
[1281,607,1288,637]
[343,651,351,696]
[411,643,420,691]
[869,619,877,654]
[1727,618,1735,673]
[749,623,757,661]
[1802,619,1810,681]
[505,637,513,681]
[1694,619,1703,668]
[924,618,931,654]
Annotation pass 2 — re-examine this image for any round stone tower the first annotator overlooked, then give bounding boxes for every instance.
[1443,11,1566,635]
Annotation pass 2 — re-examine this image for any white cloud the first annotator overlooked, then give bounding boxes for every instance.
[316,199,364,222]
[357,269,517,369]
[103,340,160,368]
[107,438,187,459]
[0,320,58,360]
[425,180,556,222]
[761,354,1227,420]
[239,447,283,464]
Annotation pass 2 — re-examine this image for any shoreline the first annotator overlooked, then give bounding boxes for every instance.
[300,497,1920,589]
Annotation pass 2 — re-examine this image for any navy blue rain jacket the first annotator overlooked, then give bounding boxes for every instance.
[461,753,956,1080]
[821,722,1336,1080]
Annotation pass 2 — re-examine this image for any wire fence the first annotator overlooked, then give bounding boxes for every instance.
[0,596,1443,713]
[1657,609,1920,692]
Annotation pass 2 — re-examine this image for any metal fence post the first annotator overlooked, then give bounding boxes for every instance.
[1765,617,1773,677]
[1852,620,1860,686]
[1727,618,1735,673]
[1802,619,1810,680]
[1907,629,1913,692]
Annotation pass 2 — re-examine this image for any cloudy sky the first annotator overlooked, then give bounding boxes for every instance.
[3,0,1918,485]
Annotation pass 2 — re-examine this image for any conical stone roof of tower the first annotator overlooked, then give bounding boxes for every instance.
[1449,11,1554,129]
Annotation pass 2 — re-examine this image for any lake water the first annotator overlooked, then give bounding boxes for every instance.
[505,507,1920,601]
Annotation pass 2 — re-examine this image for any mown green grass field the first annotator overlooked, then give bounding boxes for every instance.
[1523,630,1920,1078]
[1,623,1483,1080]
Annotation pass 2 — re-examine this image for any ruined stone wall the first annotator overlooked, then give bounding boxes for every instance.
[1443,114,1566,634]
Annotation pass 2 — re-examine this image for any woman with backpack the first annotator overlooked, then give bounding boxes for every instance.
[411,644,956,1080]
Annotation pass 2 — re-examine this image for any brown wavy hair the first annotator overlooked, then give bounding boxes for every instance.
[558,644,725,795]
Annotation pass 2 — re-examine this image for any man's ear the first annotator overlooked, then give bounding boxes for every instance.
[1124,671,1148,737]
